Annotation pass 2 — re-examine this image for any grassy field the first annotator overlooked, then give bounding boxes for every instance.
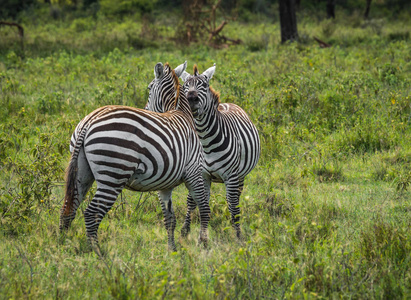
[1,10,411,298]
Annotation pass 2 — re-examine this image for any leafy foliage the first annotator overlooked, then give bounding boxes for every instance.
[1,133,64,235]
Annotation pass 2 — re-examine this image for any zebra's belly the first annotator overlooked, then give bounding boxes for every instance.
[210,173,224,183]
[203,150,253,184]
[203,163,225,183]
[124,166,185,192]
[125,178,184,192]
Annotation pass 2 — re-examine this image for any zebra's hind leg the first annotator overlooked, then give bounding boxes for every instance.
[225,176,242,240]
[158,189,177,251]
[60,146,94,232]
[84,183,123,256]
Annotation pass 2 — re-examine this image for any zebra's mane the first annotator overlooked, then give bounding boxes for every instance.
[164,63,194,117]
[164,63,180,110]
[193,65,199,76]
[209,86,221,109]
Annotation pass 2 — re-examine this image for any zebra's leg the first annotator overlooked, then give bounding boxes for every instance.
[238,179,245,238]
[84,183,123,256]
[182,173,211,238]
[238,179,245,200]
[158,189,177,251]
[225,176,242,239]
[184,173,211,248]
[60,147,94,231]
[180,193,196,238]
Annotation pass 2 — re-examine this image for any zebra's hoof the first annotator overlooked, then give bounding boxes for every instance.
[181,226,190,238]
[198,236,208,249]
[168,244,177,252]
[91,243,105,258]
[59,221,71,232]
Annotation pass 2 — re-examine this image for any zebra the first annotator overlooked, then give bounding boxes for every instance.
[178,64,261,239]
[59,62,210,254]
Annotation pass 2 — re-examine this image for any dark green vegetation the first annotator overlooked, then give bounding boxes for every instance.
[1,4,411,298]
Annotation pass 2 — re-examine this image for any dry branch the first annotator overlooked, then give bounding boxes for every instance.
[0,21,24,37]
[313,36,332,48]
[0,21,25,56]
[180,0,240,48]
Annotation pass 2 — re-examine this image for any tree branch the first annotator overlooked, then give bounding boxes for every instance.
[0,21,24,37]
[313,36,331,48]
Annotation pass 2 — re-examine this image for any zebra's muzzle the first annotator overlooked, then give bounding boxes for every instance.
[192,109,199,117]
[187,92,200,116]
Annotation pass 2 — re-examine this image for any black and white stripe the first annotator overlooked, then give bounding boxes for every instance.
[179,64,260,238]
[60,62,210,253]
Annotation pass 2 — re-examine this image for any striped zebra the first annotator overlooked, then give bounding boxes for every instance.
[59,62,210,253]
[178,64,261,239]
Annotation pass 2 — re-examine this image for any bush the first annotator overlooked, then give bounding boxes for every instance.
[99,0,157,16]
[0,0,36,19]
[0,133,64,235]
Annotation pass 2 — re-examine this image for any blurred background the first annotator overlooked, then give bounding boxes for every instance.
[1,0,410,56]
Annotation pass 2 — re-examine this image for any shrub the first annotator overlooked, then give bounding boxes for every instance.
[246,35,269,52]
[70,18,93,32]
[388,31,410,41]
[0,133,64,235]
[99,0,157,16]
[35,91,66,115]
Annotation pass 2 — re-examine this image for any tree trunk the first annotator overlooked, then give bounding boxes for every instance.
[364,0,372,19]
[279,0,298,43]
[326,0,336,19]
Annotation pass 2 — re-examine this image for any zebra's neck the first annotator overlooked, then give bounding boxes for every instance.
[163,93,178,112]
[175,86,194,117]
[195,92,222,138]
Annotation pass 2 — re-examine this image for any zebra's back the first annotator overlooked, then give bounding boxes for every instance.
[73,105,202,192]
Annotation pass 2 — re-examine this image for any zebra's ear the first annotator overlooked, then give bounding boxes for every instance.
[203,63,216,82]
[174,61,187,78]
[154,62,164,80]
[180,71,191,82]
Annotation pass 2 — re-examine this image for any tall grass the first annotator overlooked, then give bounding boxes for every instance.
[1,11,411,298]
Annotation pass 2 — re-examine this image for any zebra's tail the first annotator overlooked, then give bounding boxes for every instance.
[60,124,89,231]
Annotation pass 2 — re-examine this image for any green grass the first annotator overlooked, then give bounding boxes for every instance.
[1,10,411,298]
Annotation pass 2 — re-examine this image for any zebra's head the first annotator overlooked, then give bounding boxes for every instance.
[180,64,219,118]
[146,61,187,113]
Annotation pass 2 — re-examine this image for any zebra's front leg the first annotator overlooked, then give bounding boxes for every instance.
[158,189,177,252]
[84,185,122,257]
[225,177,242,239]
[181,193,197,238]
